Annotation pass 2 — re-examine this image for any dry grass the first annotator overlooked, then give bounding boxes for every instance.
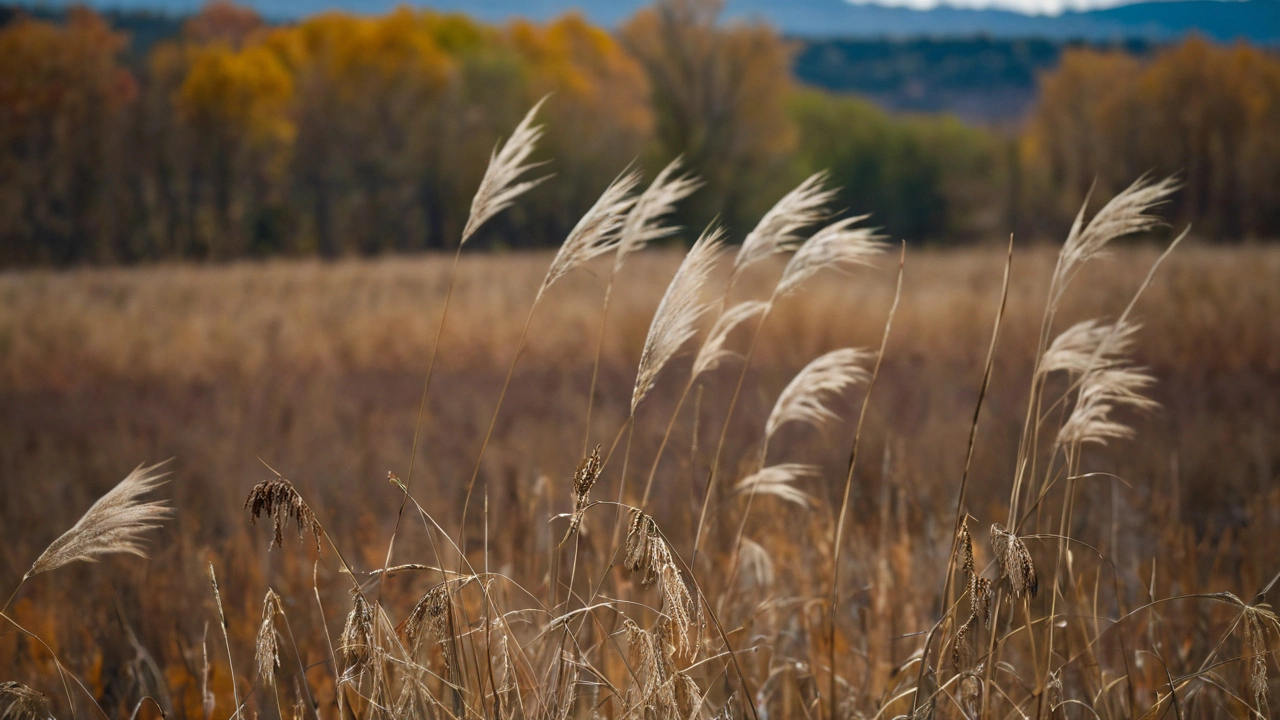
[0,204,1278,718]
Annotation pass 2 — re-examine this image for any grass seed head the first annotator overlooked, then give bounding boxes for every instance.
[26,461,174,579]
[991,523,1038,600]
[255,588,284,687]
[0,683,51,720]
[244,475,322,553]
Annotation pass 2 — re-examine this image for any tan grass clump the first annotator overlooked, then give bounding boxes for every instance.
[25,461,173,580]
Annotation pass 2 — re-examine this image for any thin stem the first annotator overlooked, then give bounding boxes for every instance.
[827,242,905,720]
[380,245,464,583]
[584,275,618,456]
[459,297,541,549]
[691,305,773,564]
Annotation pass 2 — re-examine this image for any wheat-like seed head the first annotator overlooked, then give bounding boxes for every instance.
[339,591,374,671]
[1053,175,1179,305]
[614,157,701,273]
[631,225,727,413]
[733,464,821,508]
[734,172,837,277]
[765,347,873,442]
[990,523,1038,600]
[25,461,174,580]
[563,444,603,543]
[774,216,886,298]
[255,588,284,687]
[461,97,551,245]
[244,475,323,553]
[622,511,701,657]
[540,170,642,297]
[692,300,769,379]
[0,682,50,720]
[1243,604,1278,715]
[402,583,453,656]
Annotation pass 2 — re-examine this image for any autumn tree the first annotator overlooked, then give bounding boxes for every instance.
[0,8,136,264]
[621,0,796,235]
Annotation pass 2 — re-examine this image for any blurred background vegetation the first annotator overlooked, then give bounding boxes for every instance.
[2,0,1279,266]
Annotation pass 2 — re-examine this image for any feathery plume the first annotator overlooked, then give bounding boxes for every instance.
[255,589,285,687]
[765,348,873,442]
[774,216,886,298]
[734,172,836,276]
[1053,175,1179,303]
[0,683,51,720]
[737,537,776,589]
[540,170,642,297]
[733,464,820,508]
[990,523,1038,600]
[1039,318,1141,379]
[25,461,173,580]
[631,225,727,413]
[1056,365,1157,447]
[461,97,551,244]
[692,300,769,378]
[244,475,323,553]
[614,158,701,272]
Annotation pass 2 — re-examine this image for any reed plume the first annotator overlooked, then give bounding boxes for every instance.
[732,464,820,508]
[764,348,873,442]
[733,172,836,277]
[614,158,701,272]
[461,98,551,244]
[539,170,641,298]
[1038,318,1141,379]
[774,216,886,298]
[1051,175,1179,304]
[692,300,769,379]
[1056,364,1157,447]
[24,461,173,581]
[631,225,727,413]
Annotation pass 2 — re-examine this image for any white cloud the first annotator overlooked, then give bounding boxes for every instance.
[845,0,1146,16]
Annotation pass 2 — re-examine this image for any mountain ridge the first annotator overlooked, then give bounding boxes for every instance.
[13,0,1280,43]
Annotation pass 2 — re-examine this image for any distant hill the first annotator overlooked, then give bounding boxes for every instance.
[793,36,1156,123]
[7,0,1280,44]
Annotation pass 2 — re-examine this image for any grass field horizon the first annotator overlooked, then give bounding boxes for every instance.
[3,219,1279,718]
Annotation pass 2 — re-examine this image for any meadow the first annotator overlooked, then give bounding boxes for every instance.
[3,199,1279,719]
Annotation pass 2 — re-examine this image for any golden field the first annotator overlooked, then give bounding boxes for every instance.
[1,240,1278,719]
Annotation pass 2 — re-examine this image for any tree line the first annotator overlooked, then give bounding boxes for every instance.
[1,0,1278,266]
